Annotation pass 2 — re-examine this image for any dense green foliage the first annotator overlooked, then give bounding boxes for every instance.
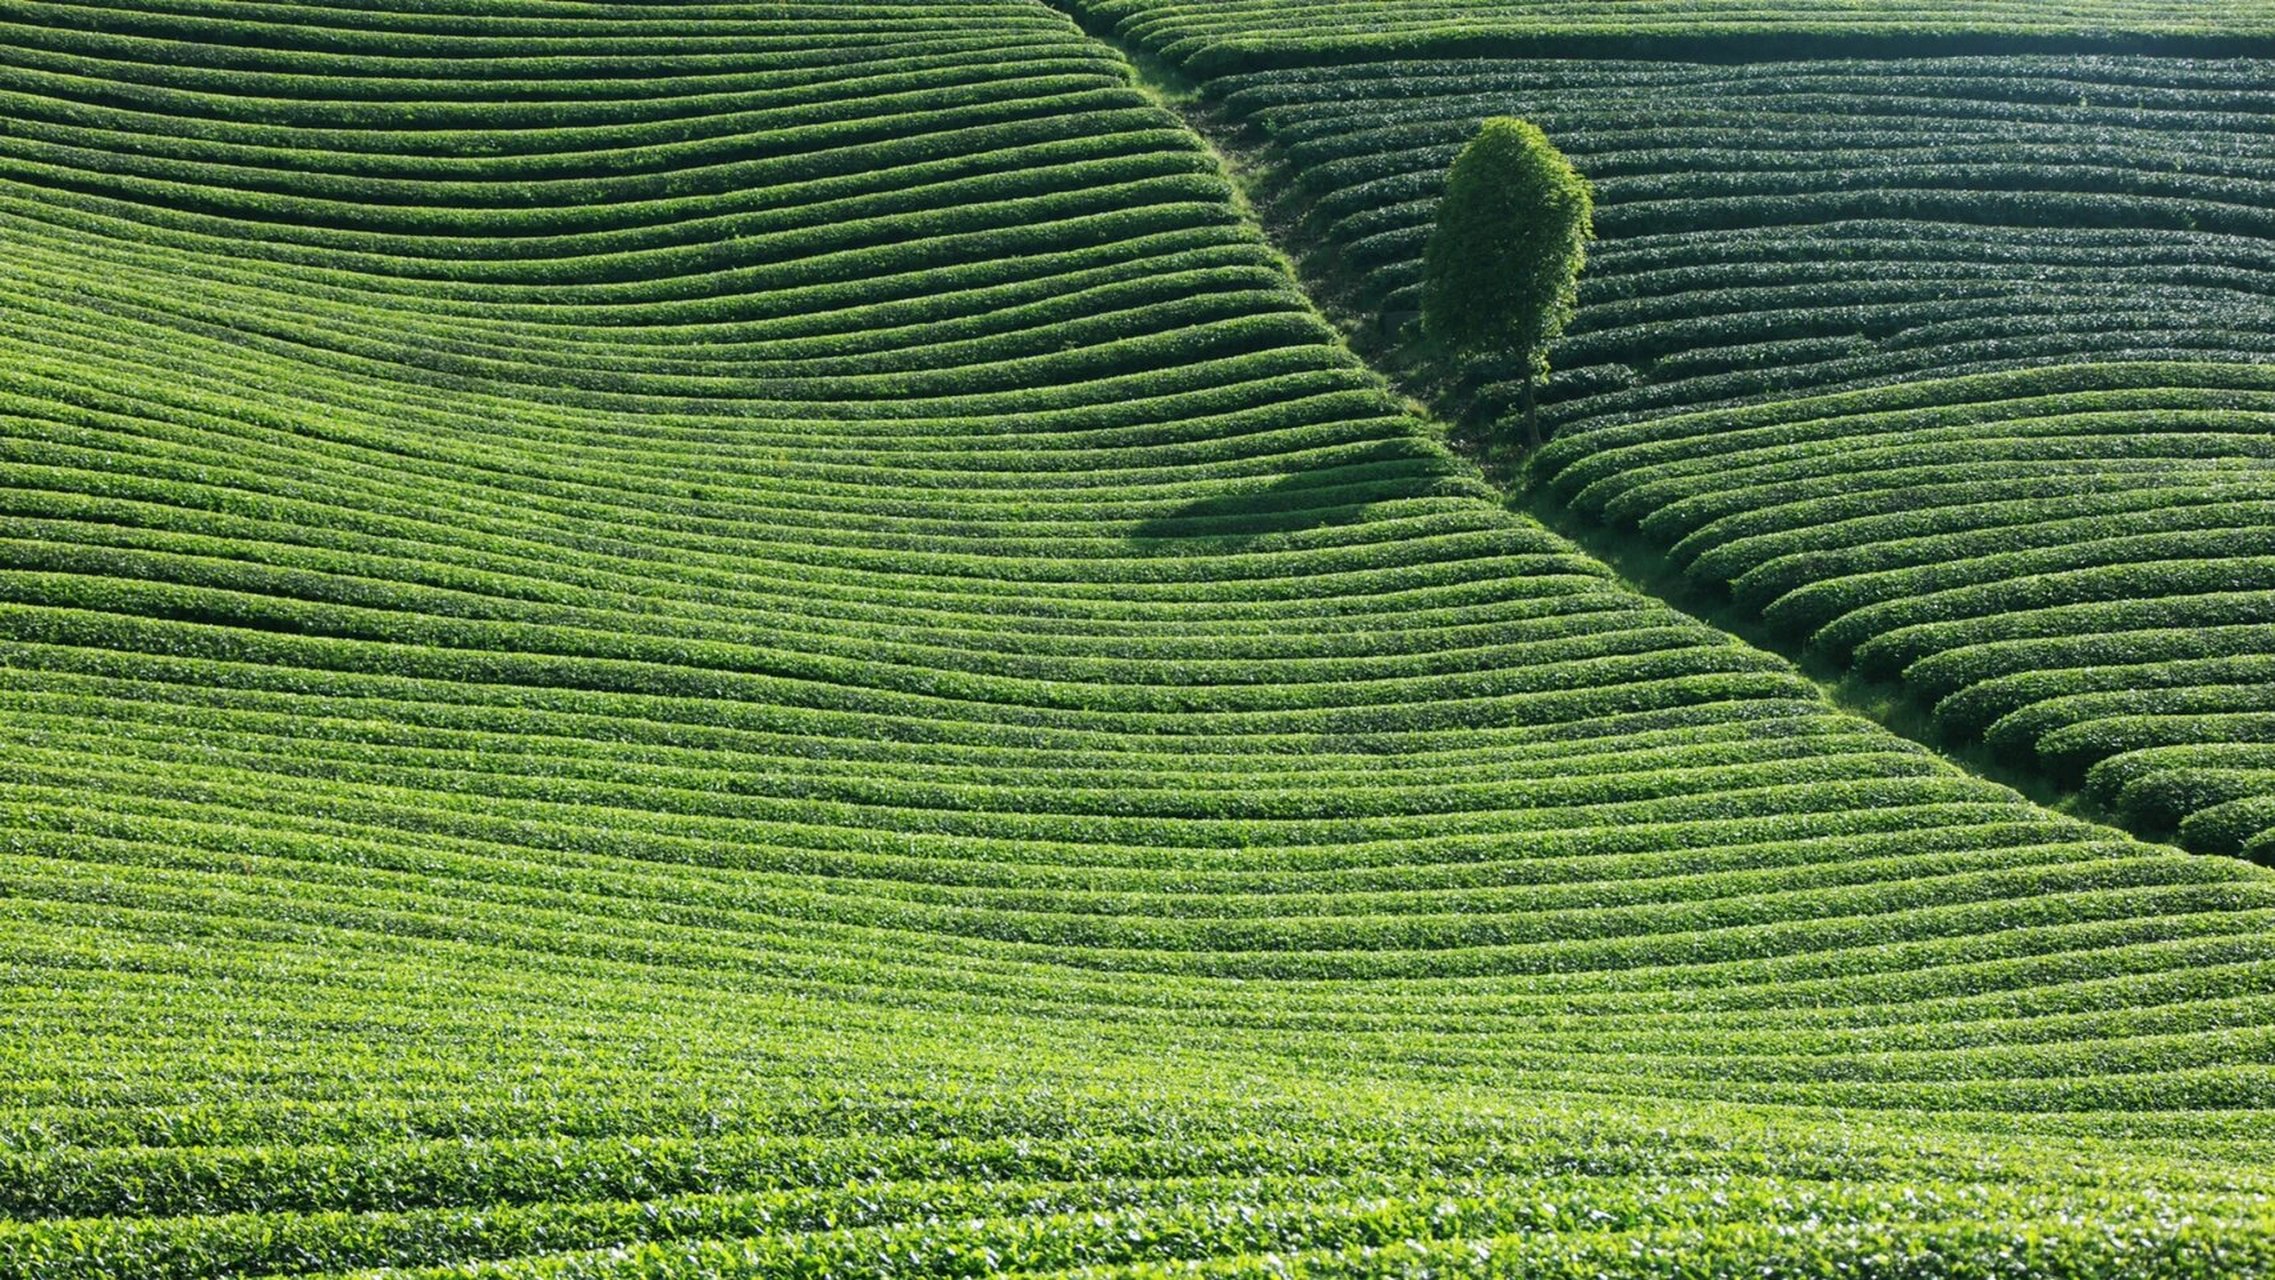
[5,2,2275,1276]
[1421,117,1592,444]
[1209,56,2275,854]
[1060,0,2275,74]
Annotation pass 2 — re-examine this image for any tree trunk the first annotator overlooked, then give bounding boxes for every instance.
[1521,374,1541,449]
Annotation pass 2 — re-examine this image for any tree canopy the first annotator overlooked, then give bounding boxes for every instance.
[1421,116,1594,387]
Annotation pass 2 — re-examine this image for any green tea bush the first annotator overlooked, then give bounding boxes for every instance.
[5,4,2275,1277]
[1189,56,2275,846]
[1058,0,2275,74]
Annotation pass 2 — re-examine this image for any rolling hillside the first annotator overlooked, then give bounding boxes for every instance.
[1194,56,2275,856]
[1060,0,2275,74]
[5,1,2275,1276]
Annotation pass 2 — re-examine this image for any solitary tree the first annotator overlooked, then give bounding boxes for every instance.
[1420,117,1594,449]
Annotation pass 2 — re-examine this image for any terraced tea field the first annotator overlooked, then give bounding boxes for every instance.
[1203,56,2275,857]
[1063,0,2275,74]
[6,1,2275,1276]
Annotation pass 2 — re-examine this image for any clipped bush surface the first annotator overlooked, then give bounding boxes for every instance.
[3,4,2275,1278]
[1213,56,2275,853]
[1059,0,2275,73]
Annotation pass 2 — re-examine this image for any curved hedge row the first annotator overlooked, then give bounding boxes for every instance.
[1207,57,2275,855]
[1056,0,2275,74]
[1215,57,2275,425]
[6,4,2275,1277]
[1536,358,2275,856]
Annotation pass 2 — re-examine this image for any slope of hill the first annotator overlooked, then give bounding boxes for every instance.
[5,2,2275,1276]
[1060,0,2275,74]
[1201,55,2275,857]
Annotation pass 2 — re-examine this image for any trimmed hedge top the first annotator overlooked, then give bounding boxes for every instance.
[4,3,2275,1277]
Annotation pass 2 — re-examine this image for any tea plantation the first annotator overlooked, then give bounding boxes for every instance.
[1063,0,2275,75]
[1184,56,2275,857]
[5,1,2275,1277]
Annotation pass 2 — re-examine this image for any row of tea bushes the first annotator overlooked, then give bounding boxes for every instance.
[1201,57,2275,851]
[6,2,2275,1275]
[1058,0,2275,74]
